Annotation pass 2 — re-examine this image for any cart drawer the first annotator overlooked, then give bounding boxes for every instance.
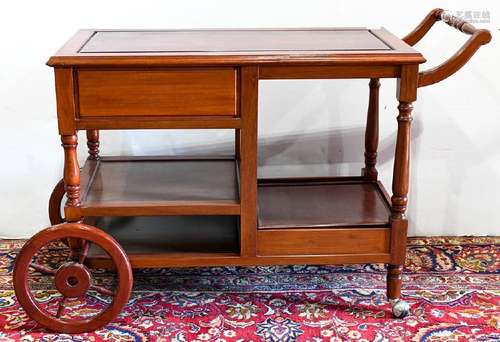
[77,68,237,117]
[257,228,390,256]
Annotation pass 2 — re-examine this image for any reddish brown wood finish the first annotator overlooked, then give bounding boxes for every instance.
[13,223,132,333]
[86,130,100,160]
[47,28,424,67]
[33,12,491,329]
[386,63,418,300]
[259,65,399,79]
[61,135,80,220]
[387,264,403,299]
[258,179,391,229]
[239,66,259,257]
[362,78,380,180]
[48,179,65,225]
[77,68,238,117]
[70,156,240,217]
[257,228,390,256]
[79,29,390,53]
[77,116,241,130]
[403,8,492,87]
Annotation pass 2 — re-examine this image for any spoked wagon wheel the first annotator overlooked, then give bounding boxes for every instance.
[48,179,65,225]
[13,223,133,333]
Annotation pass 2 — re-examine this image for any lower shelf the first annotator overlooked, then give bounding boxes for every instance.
[258,177,392,229]
[85,215,240,268]
[82,176,395,268]
[255,177,393,256]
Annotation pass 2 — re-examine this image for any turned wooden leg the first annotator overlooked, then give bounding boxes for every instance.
[235,129,240,160]
[387,65,417,318]
[61,134,80,211]
[390,101,413,221]
[387,264,403,299]
[387,100,413,318]
[86,130,100,160]
[388,100,413,298]
[61,134,82,256]
[363,78,380,180]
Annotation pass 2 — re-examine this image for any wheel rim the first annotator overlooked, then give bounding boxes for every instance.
[13,223,133,333]
[48,179,65,225]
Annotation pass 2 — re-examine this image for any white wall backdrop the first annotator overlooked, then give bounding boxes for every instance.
[0,0,499,238]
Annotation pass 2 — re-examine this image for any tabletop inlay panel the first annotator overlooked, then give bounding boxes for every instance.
[80,29,391,53]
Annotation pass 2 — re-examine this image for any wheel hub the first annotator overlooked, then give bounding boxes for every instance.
[55,262,92,298]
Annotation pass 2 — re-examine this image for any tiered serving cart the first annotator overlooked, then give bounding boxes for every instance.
[14,9,490,333]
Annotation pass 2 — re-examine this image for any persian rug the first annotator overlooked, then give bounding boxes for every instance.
[0,237,498,341]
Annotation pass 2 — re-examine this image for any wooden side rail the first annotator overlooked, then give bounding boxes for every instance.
[403,8,492,87]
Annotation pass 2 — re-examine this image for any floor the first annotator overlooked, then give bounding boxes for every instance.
[0,237,498,341]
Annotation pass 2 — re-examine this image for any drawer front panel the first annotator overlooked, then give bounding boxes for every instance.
[257,228,390,256]
[77,68,237,117]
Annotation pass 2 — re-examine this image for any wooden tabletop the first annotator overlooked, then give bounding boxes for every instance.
[48,28,425,67]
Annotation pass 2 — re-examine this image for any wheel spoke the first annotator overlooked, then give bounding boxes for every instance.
[29,262,56,275]
[55,296,67,318]
[90,285,114,297]
[79,240,91,264]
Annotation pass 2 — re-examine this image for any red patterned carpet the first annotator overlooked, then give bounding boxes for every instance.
[0,237,498,341]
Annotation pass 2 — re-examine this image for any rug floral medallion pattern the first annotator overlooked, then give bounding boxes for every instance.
[0,237,498,341]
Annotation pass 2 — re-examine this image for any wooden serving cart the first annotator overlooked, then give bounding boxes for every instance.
[14,9,491,333]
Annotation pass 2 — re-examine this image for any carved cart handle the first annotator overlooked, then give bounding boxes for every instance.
[403,8,492,87]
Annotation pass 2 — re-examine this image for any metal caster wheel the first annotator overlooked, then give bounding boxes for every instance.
[390,299,410,318]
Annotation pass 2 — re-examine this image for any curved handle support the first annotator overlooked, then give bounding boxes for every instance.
[403,8,492,87]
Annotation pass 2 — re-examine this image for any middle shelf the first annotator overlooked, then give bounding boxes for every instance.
[74,156,393,230]
[74,156,240,217]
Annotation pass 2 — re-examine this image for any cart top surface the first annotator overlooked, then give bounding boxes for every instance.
[47,28,425,66]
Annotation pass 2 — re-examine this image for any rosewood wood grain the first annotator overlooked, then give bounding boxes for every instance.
[82,215,391,268]
[61,135,81,219]
[387,264,403,300]
[13,223,132,333]
[259,65,399,79]
[77,68,238,117]
[362,78,380,180]
[47,28,425,68]
[54,69,77,135]
[258,180,391,229]
[390,101,413,220]
[403,8,491,87]
[48,179,65,225]
[38,16,491,326]
[258,176,367,184]
[387,63,418,301]
[87,252,391,269]
[76,116,242,130]
[79,29,390,53]
[257,228,390,256]
[86,130,100,160]
[71,157,240,217]
[235,129,240,160]
[239,66,259,257]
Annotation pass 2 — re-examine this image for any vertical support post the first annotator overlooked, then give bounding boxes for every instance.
[363,78,380,180]
[61,134,80,214]
[61,134,82,256]
[387,65,418,301]
[239,66,259,257]
[86,130,100,160]
[235,129,240,160]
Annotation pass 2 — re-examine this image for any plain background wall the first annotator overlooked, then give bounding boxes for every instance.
[0,0,498,238]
